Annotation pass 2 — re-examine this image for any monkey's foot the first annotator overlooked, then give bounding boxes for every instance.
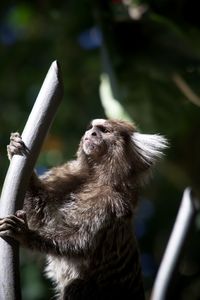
[7,132,28,160]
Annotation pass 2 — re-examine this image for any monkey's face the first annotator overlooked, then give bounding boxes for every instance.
[82,119,111,158]
[81,118,137,159]
[81,118,168,170]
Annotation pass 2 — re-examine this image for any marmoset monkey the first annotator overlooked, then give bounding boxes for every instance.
[0,119,167,300]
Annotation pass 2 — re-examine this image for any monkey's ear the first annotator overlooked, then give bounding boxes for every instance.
[132,132,168,167]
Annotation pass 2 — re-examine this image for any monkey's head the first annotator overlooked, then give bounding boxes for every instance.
[78,119,168,182]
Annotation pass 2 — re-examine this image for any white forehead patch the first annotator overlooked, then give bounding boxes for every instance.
[92,119,107,126]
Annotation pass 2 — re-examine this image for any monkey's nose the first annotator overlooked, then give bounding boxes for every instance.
[91,131,97,136]
[85,129,98,139]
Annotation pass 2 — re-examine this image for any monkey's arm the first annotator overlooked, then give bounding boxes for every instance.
[0,210,102,257]
[7,132,82,199]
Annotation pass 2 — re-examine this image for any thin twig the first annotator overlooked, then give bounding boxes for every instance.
[173,73,200,107]
[151,188,199,300]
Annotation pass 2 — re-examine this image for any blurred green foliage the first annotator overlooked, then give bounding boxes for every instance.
[0,0,200,299]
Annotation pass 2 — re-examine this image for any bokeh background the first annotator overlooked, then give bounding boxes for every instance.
[0,1,200,299]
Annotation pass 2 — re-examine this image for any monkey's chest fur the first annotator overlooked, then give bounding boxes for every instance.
[26,189,144,299]
[45,255,84,294]
[45,230,143,300]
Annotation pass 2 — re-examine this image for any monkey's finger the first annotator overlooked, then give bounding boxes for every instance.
[9,140,29,156]
[0,215,26,228]
[9,142,25,154]
[0,218,19,227]
[7,215,26,226]
[10,135,23,143]
[10,133,24,148]
[10,139,25,148]
[8,214,25,222]
[9,134,26,148]
[10,132,26,147]
[7,145,23,157]
[0,223,13,230]
[0,218,16,226]
[0,223,17,234]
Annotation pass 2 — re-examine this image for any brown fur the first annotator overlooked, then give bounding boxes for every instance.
[2,119,167,300]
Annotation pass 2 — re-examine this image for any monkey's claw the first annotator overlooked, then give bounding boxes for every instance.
[0,214,29,243]
[7,132,28,160]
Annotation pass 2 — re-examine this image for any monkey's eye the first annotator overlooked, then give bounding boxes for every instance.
[97,125,110,133]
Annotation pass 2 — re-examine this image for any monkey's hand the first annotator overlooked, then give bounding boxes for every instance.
[7,132,28,161]
[0,210,30,245]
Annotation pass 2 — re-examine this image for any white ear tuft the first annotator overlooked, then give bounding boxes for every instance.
[132,132,168,165]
